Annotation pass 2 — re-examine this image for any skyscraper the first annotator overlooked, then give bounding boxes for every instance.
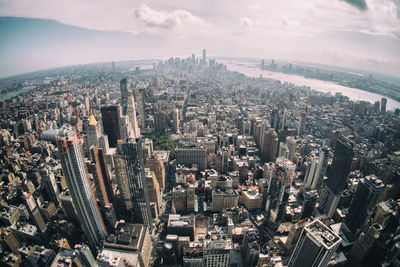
[89,146,113,207]
[287,219,342,267]
[342,175,384,240]
[318,136,354,217]
[261,128,278,163]
[120,78,128,115]
[381,97,387,113]
[57,127,107,248]
[298,110,307,136]
[313,146,330,189]
[202,49,207,63]
[86,110,108,152]
[300,190,318,219]
[266,157,296,222]
[127,90,140,138]
[114,138,153,231]
[101,105,122,148]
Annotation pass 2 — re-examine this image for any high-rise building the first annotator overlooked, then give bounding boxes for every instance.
[127,90,140,138]
[300,190,318,219]
[348,223,383,266]
[304,154,319,189]
[287,219,342,267]
[120,78,128,115]
[318,136,354,217]
[145,168,161,214]
[57,127,107,248]
[23,193,47,233]
[89,146,113,207]
[266,157,296,222]
[101,105,122,148]
[122,138,153,231]
[202,49,207,63]
[298,110,307,136]
[146,154,166,191]
[86,110,109,152]
[381,97,387,113]
[342,175,384,240]
[58,190,79,224]
[261,128,278,163]
[172,109,180,133]
[314,146,330,189]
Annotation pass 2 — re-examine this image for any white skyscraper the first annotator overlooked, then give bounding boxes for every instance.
[127,90,140,138]
[57,126,107,248]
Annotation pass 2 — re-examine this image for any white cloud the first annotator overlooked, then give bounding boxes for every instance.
[239,17,253,27]
[134,4,209,29]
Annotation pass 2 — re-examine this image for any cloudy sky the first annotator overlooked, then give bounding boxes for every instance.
[0,0,400,77]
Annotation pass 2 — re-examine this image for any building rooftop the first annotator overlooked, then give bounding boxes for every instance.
[304,219,342,249]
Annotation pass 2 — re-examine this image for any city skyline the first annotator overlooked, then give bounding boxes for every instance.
[1,0,400,77]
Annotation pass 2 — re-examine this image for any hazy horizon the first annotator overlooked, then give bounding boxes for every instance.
[1,0,400,78]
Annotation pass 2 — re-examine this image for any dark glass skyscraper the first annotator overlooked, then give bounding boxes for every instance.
[100,105,121,148]
[325,136,354,194]
[343,174,384,240]
[120,78,128,115]
[122,138,153,231]
[300,190,318,219]
[318,136,354,217]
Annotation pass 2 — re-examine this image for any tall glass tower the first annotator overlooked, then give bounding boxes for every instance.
[318,136,354,217]
[122,138,153,231]
[57,126,107,248]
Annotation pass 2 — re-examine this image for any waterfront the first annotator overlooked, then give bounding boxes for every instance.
[0,85,36,101]
[220,59,400,110]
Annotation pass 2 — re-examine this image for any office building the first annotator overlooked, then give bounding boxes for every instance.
[103,221,152,267]
[298,110,307,136]
[127,89,140,138]
[381,97,387,112]
[101,105,122,148]
[176,144,207,171]
[120,78,128,115]
[89,146,113,207]
[23,193,47,233]
[287,219,342,267]
[57,127,107,248]
[212,188,238,212]
[58,190,79,224]
[86,110,109,153]
[266,157,296,222]
[145,168,161,214]
[203,236,232,267]
[318,136,354,217]
[300,190,318,219]
[167,214,195,241]
[261,128,278,163]
[146,154,166,191]
[342,175,384,240]
[122,138,153,230]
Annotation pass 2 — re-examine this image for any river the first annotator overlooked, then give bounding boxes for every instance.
[0,85,37,101]
[220,59,400,111]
